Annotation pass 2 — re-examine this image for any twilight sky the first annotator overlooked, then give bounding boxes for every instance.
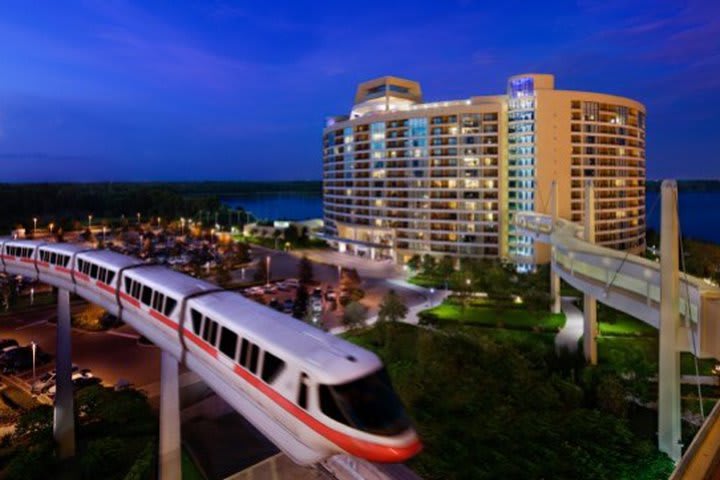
[0,0,718,182]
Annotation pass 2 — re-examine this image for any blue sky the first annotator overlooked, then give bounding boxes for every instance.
[0,0,718,181]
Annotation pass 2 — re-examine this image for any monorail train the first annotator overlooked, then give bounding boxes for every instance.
[0,239,422,464]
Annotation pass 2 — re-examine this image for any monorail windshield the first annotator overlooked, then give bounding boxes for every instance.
[319,368,410,436]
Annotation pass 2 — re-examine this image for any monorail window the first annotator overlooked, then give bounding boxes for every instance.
[191,309,202,334]
[239,339,249,366]
[164,297,177,317]
[261,352,285,384]
[249,344,259,373]
[106,271,115,284]
[132,281,141,299]
[141,286,153,306]
[219,327,238,359]
[202,318,218,345]
[298,373,309,409]
[90,264,99,279]
[152,292,165,312]
[50,253,57,264]
[318,368,410,436]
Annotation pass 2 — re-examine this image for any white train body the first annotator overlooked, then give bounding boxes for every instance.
[0,239,421,465]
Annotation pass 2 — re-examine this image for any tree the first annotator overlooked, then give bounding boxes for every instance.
[378,290,409,324]
[436,256,455,280]
[293,286,309,320]
[342,301,366,330]
[254,257,270,284]
[216,261,232,287]
[596,374,628,418]
[406,254,422,272]
[298,255,314,285]
[13,405,53,444]
[81,437,127,479]
[421,254,436,276]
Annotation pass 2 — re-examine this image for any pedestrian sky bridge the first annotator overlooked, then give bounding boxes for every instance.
[514,180,720,478]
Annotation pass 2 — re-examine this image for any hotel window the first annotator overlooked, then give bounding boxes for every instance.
[583,102,599,121]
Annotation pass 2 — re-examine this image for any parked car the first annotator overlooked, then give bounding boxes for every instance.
[1,346,52,374]
[0,339,18,351]
[311,297,323,313]
[31,365,81,394]
[282,299,294,314]
[47,371,100,398]
[263,285,278,294]
[276,282,291,292]
[284,278,300,288]
[268,298,282,311]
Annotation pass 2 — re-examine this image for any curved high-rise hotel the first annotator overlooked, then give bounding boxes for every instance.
[322,74,646,267]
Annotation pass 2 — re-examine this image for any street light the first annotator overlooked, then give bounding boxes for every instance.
[31,341,37,381]
[30,288,34,305]
[337,265,342,284]
[266,255,271,286]
[33,217,37,236]
[49,222,54,234]
[88,214,93,230]
[102,226,106,243]
[137,212,141,225]
[180,218,185,236]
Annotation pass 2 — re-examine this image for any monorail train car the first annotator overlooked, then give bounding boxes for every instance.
[37,243,89,292]
[0,239,46,278]
[0,238,422,465]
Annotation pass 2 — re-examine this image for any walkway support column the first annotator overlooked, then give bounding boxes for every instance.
[659,180,682,462]
[159,351,182,480]
[583,180,598,365]
[54,288,75,458]
[550,180,561,314]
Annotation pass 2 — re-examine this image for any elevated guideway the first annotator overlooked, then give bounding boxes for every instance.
[514,180,720,477]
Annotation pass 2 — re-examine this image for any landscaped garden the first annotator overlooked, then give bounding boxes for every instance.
[346,322,674,480]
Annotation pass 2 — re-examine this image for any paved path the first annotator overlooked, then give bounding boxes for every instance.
[555,297,583,354]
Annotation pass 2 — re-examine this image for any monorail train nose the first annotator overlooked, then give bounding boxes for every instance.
[352,430,423,463]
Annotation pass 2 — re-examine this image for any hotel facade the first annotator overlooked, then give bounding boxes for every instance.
[322,74,646,267]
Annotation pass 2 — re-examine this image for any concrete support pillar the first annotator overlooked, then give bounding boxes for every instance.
[658,180,682,462]
[583,180,598,364]
[550,181,561,314]
[159,351,182,480]
[54,288,75,458]
[550,269,561,314]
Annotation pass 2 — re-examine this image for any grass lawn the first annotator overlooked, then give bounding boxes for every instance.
[407,274,444,289]
[422,302,565,332]
[0,292,56,317]
[597,305,658,337]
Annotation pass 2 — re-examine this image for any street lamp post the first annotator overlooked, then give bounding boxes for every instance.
[102,226,106,243]
[31,341,37,381]
[33,217,37,236]
[337,265,342,284]
[137,212,141,225]
[30,288,34,305]
[49,223,54,235]
[266,255,271,286]
[88,215,93,230]
[429,287,435,307]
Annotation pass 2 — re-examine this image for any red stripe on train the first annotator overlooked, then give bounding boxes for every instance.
[75,272,90,282]
[56,266,72,275]
[96,281,116,295]
[20,258,35,264]
[118,291,140,308]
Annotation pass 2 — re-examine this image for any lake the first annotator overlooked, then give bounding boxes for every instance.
[221,190,720,244]
[221,192,323,222]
